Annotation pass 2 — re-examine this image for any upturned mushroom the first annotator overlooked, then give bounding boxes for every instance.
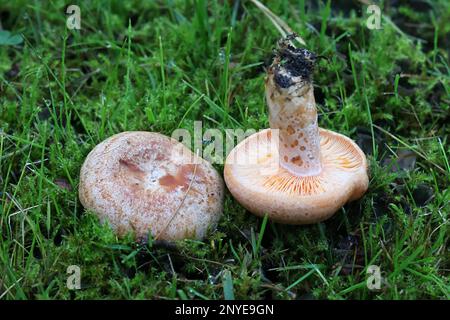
[79,131,224,241]
[224,38,369,224]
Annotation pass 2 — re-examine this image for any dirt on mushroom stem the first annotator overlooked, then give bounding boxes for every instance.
[266,41,322,176]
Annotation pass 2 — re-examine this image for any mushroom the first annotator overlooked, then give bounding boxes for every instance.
[79,131,224,241]
[224,38,369,224]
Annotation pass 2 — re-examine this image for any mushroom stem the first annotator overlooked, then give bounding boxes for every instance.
[265,41,321,176]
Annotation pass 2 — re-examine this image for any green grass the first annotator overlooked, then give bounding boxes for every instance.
[0,0,449,300]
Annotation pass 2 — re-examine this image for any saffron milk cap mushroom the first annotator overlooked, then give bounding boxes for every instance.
[79,131,224,241]
[224,38,369,224]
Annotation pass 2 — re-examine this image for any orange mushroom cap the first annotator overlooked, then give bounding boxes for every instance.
[224,128,368,224]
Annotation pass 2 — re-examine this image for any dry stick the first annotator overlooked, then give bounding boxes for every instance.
[154,150,200,240]
[250,0,294,38]
[249,0,306,46]
[0,277,23,300]
[255,1,298,38]
[263,9,287,38]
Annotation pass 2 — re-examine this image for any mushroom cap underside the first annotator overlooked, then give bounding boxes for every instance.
[224,128,369,224]
[79,131,224,241]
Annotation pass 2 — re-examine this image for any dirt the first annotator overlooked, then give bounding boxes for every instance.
[272,35,317,89]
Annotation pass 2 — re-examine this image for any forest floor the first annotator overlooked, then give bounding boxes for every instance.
[0,0,449,299]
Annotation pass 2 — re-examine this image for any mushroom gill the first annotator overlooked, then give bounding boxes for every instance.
[224,35,369,224]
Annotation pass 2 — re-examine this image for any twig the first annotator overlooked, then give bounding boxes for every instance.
[0,277,23,300]
[249,0,306,46]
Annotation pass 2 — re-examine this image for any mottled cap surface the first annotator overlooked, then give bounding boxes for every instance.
[79,132,224,241]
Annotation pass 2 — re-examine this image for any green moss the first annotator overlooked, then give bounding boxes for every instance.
[0,0,448,300]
